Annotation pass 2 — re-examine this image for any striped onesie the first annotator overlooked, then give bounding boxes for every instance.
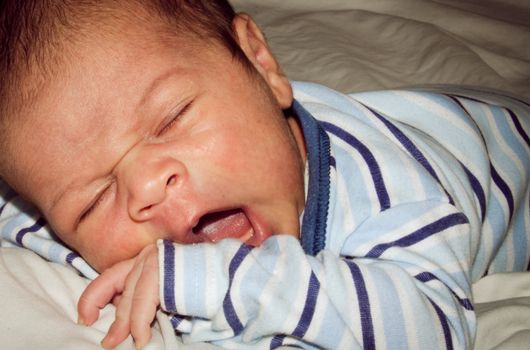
[1,82,529,349]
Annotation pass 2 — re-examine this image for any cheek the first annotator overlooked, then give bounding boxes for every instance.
[209,133,301,202]
[76,215,150,272]
[184,126,246,175]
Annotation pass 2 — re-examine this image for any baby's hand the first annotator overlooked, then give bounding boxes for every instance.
[77,244,160,349]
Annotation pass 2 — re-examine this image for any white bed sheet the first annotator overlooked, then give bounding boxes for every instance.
[234,0,530,99]
[1,0,529,349]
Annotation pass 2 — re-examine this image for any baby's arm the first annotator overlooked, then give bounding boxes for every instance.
[155,201,474,349]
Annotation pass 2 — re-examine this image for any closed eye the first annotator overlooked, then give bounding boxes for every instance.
[78,183,113,224]
[157,101,193,136]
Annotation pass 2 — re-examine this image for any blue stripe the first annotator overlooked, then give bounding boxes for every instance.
[429,298,454,350]
[415,272,473,311]
[329,155,336,168]
[346,261,375,350]
[367,213,469,258]
[322,121,391,211]
[294,101,331,256]
[292,272,320,338]
[446,94,489,217]
[170,315,184,329]
[162,240,176,312]
[270,334,286,349]
[66,252,79,265]
[223,244,252,335]
[490,164,514,221]
[507,108,530,149]
[365,104,455,205]
[15,217,46,245]
[312,125,331,254]
[461,164,486,222]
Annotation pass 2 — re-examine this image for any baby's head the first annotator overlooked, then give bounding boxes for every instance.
[0,0,306,272]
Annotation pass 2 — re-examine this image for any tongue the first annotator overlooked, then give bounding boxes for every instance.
[193,209,253,242]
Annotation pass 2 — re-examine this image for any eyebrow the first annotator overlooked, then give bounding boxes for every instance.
[49,180,77,214]
[135,67,184,113]
[49,177,97,221]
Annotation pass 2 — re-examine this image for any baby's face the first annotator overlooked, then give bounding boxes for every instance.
[6,18,306,271]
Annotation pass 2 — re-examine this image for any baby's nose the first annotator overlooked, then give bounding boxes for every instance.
[121,150,183,222]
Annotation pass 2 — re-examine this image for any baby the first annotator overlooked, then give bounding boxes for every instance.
[1,0,529,349]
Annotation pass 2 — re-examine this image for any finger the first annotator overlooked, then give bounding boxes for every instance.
[78,259,135,325]
[102,256,146,348]
[100,318,130,350]
[130,250,160,349]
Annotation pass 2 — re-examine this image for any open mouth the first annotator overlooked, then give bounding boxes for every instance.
[191,208,254,243]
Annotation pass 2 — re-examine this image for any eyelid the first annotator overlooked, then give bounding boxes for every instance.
[78,181,114,225]
[156,100,193,136]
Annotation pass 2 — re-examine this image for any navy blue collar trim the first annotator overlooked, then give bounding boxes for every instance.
[292,100,331,256]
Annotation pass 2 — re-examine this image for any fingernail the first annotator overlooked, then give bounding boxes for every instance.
[77,316,86,326]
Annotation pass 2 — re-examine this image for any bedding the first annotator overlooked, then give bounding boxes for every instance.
[1,0,529,349]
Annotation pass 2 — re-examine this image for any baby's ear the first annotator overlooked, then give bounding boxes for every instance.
[232,13,293,109]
